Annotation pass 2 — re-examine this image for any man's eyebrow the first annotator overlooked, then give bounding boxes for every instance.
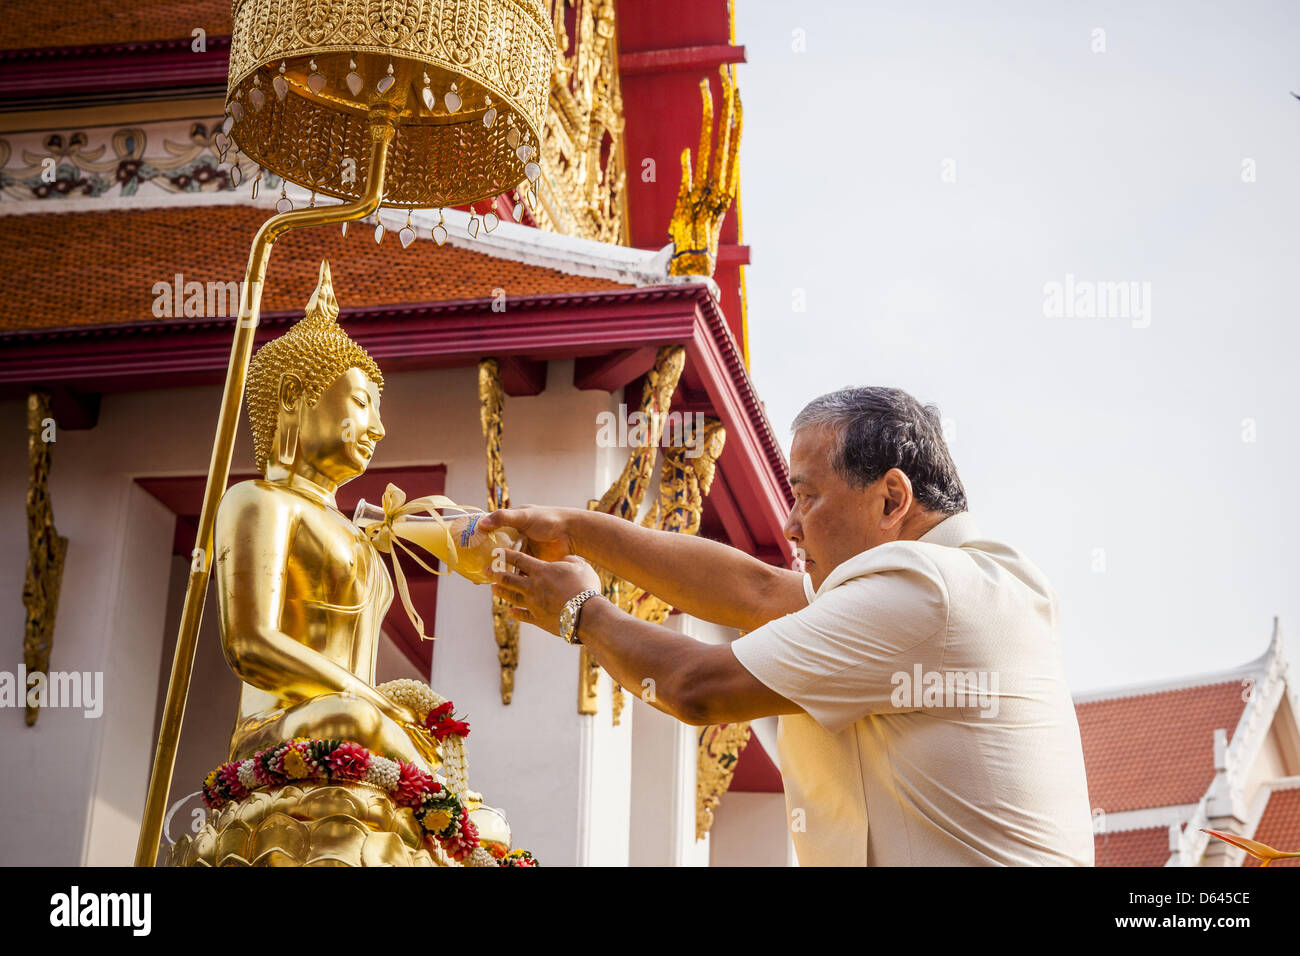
[790,474,807,487]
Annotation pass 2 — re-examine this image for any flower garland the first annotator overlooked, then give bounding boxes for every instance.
[498,849,539,867]
[377,679,471,797]
[199,680,537,865]
[201,737,481,862]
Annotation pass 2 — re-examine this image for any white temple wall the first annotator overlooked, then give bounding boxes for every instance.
[625,614,766,866]
[0,382,233,865]
[628,691,711,866]
[1241,722,1292,815]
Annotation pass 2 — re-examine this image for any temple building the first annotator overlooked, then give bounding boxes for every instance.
[2,2,1295,869]
[0,0,793,866]
[1078,622,1300,866]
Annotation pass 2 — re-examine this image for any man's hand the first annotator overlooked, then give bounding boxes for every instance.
[489,549,602,636]
[479,506,577,563]
[483,504,807,633]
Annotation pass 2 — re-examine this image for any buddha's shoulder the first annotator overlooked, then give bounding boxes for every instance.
[219,479,319,517]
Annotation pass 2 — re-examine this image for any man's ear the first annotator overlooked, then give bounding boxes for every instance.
[278,372,303,413]
[879,468,914,525]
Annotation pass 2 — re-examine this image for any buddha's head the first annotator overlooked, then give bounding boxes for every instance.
[247,261,386,486]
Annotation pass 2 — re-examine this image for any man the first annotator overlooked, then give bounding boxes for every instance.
[482,386,1094,866]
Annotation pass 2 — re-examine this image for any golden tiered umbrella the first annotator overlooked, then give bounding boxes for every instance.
[134,0,555,866]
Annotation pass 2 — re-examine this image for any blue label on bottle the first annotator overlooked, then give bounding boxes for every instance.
[460,514,480,547]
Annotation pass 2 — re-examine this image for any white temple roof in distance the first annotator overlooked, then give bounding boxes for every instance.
[1073,618,1285,704]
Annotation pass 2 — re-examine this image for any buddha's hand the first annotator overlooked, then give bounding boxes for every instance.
[479,506,575,563]
[488,551,601,637]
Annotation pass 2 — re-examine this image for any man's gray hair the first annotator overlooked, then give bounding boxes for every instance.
[792,386,968,515]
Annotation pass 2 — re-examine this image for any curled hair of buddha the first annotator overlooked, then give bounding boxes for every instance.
[246,260,384,472]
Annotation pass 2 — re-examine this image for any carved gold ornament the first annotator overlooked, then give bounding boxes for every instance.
[582,351,732,738]
[668,64,742,278]
[623,418,725,625]
[528,0,627,243]
[696,721,752,840]
[478,359,521,704]
[22,391,67,727]
[226,0,556,207]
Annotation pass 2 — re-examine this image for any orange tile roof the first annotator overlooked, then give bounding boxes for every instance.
[1076,681,1248,813]
[0,205,632,332]
[0,1,228,51]
[1244,783,1300,867]
[1093,826,1171,867]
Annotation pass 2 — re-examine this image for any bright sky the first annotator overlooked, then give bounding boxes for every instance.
[735,0,1300,693]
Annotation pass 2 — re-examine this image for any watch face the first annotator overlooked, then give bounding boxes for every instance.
[560,605,574,637]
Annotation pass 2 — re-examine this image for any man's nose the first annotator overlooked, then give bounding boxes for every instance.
[783,510,801,543]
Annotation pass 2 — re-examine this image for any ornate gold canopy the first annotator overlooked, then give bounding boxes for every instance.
[226,0,557,207]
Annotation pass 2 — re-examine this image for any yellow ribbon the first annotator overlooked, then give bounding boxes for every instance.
[362,483,486,642]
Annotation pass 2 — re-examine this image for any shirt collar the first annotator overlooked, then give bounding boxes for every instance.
[807,511,981,601]
[918,511,980,548]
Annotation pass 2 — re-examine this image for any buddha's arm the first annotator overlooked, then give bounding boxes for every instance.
[214,483,414,725]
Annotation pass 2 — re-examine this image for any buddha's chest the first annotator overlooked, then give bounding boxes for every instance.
[284,512,391,614]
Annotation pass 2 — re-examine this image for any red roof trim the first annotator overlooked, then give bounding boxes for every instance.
[618,43,746,76]
[0,37,230,99]
[686,284,794,560]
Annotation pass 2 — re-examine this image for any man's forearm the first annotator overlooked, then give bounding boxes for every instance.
[572,597,797,725]
[564,508,804,632]
[574,596,710,723]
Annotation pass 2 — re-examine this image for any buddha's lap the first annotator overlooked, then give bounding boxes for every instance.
[230,691,439,774]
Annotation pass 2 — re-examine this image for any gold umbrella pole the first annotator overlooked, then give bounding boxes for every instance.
[133,107,397,867]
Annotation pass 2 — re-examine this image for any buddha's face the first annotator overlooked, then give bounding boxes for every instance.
[280,366,385,486]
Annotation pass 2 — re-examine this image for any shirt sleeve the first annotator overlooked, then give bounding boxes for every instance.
[732,549,950,734]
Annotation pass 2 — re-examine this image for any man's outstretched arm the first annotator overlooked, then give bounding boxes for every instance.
[479,506,805,633]
[488,550,804,725]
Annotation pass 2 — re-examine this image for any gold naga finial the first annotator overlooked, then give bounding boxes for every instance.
[1202,828,1300,866]
[668,64,743,278]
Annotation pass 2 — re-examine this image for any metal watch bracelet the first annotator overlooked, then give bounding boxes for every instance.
[562,588,600,645]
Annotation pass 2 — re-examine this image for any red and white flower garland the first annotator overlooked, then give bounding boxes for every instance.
[199,679,533,866]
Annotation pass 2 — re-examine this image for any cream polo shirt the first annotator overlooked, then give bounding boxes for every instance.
[730,512,1094,867]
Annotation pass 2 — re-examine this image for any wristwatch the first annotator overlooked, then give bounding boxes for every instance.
[559,588,600,645]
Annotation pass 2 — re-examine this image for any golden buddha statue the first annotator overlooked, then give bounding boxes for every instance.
[167,261,527,867]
